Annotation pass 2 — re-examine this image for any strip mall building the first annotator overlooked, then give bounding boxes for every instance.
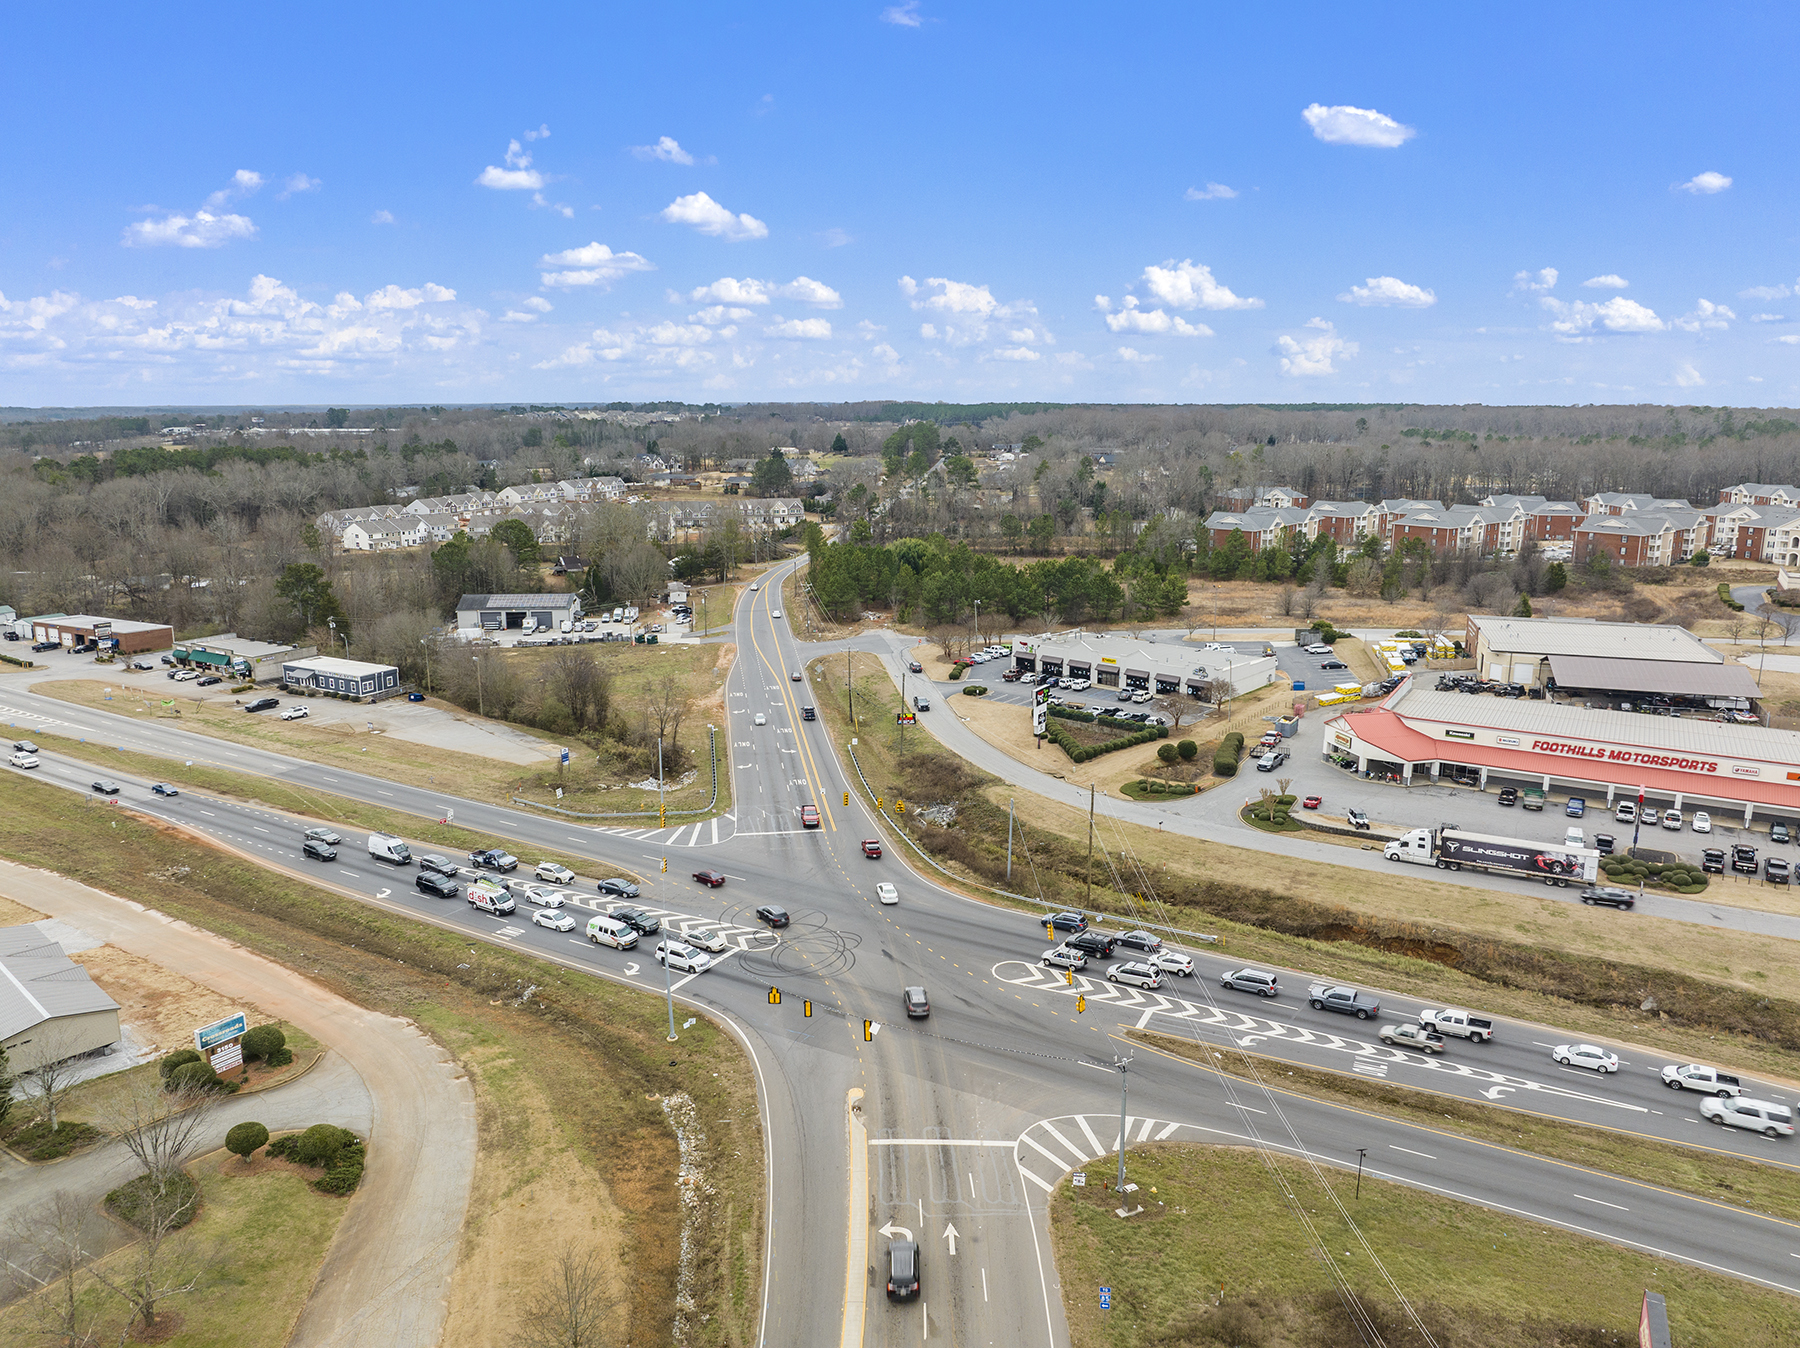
[1323,680,1800,824]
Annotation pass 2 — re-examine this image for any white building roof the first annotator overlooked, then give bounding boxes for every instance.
[284,655,398,678]
[1468,616,1722,663]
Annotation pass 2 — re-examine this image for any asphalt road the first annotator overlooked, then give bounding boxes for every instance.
[5,571,1800,1342]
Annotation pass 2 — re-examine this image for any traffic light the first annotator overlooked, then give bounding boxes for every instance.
[843,791,850,806]
[1076,994,1087,1014]
[768,987,782,1005]
[803,1000,813,1018]
[1064,969,1074,986]
[897,799,906,814]
[661,857,668,873]
[876,797,883,809]
[863,1019,875,1041]
[1045,922,1054,940]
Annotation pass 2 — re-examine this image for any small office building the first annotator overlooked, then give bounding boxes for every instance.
[280,655,402,699]
[1008,632,1279,700]
[28,614,173,655]
[455,592,584,636]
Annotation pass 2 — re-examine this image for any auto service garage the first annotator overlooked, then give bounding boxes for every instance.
[1007,632,1279,699]
[1463,615,1727,691]
[27,614,173,655]
[1322,679,1800,825]
[455,592,584,637]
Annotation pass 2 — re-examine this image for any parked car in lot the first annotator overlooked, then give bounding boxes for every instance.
[1701,847,1726,874]
[1699,1096,1794,1138]
[1041,945,1088,971]
[1301,795,1322,810]
[197,675,222,687]
[244,697,280,713]
[1593,833,1616,855]
[1772,821,1793,844]
[1552,1043,1619,1073]
[1565,797,1585,817]
[1692,811,1712,833]
[1497,787,1518,806]
[1614,800,1636,823]
[280,706,310,720]
[1766,857,1791,885]
[1305,643,1333,655]
[598,877,641,898]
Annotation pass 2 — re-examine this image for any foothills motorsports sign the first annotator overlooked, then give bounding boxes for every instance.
[1530,739,1719,775]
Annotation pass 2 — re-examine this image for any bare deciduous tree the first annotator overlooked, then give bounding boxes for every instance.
[85,1176,211,1337]
[543,647,613,731]
[514,1246,615,1348]
[5,1190,111,1348]
[100,1075,223,1192]
[15,1026,91,1132]
[642,675,688,753]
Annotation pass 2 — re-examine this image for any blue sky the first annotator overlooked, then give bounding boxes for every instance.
[4,2,1797,407]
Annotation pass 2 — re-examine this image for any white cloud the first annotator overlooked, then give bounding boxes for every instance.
[1582,274,1629,289]
[1337,275,1436,307]
[881,1,922,25]
[1676,171,1732,195]
[687,275,841,308]
[1115,347,1159,363]
[1138,259,1262,311]
[204,170,265,208]
[765,317,833,339]
[692,305,755,325]
[123,209,257,249]
[537,242,655,289]
[1674,362,1706,387]
[499,296,555,323]
[1184,182,1238,200]
[523,124,550,142]
[1302,103,1415,148]
[856,319,886,338]
[1749,312,1787,323]
[872,342,900,364]
[1540,295,1666,336]
[278,173,321,199]
[1095,297,1213,336]
[1739,281,1795,301]
[1277,317,1356,376]
[477,138,545,190]
[779,276,843,308]
[371,210,395,225]
[1511,267,1559,294]
[817,227,853,248]
[633,135,695,165]
[919,322,938,340]
[0,288,81,331]
[900,275,999,315]
[365,283,456,310]
[661,191,768,241]
[641,322,719,346]
[1776,335,1800,346]
[988,346,1041,362]
[1674,298,1735,332]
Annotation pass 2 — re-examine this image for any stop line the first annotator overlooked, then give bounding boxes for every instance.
[990,960,1647,1114]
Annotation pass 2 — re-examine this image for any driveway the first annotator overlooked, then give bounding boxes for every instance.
[0,859,476,1348]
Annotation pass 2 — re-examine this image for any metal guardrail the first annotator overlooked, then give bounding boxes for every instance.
[510,726,720,820]
[842,741,1222,948]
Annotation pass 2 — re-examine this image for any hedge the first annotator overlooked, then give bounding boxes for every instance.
[1718,582,1744,611]
[1213,730,1245,777]
[962,685,988,697]
[1042,718,1169,764]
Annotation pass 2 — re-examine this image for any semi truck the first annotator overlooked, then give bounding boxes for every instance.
[1383,826,1599,887]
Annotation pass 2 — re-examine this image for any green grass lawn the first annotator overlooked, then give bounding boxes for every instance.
[1052,1144,1800,1348]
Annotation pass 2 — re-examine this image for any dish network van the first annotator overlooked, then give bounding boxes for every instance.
[1383,826,1599,887]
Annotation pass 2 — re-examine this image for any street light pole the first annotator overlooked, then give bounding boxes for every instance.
[1114,1053,1133,1192]
[660,734,676,1042]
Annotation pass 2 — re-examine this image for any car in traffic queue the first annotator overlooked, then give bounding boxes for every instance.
[598,877,642,898]
[1043,911,1088,935]
[1220,968,1280,997]
[1040,946,1088,972]
[800,805,820,828]
[609,906,662,937]
[1107,961,1163,990]
[756,904,789,928]
[533,909,576,932]
[1553,1043,1619,1073]
[536,861,576,884]
[1149,949,1195,977]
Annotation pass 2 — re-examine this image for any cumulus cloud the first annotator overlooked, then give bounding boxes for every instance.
[371,210,395,225]
[987,346,1041,361]
[872,342,901,364]
[900,275,998,315]
[1539,295,1666,336]
[1094,296,1213,336]
[1674,298,1735,333]
[817,227,853,248]
[691,305,755,325]
[686,276,841,307]
[1582,274,1629,289]
[881,1,922,25]
[1776,335,1800,346]
[477,138,544,191]
[1740,281,1796,301]
[365,282,457,310]
[1139,259,1262,311]
[1676,171,1732,195]
[204,170,265,208]
[1511,267,1559,294]
[499,296,555,323]
[278,173,321,199]
[1749,313,1787,323]
[661,191,767,241]
[536,318,729,370]
[1674,362,1706,387]
[765,317,832,339]
[1337,275,1436,307]
[1115,347,1159,363]
[633,136,696,165]
[1302,103,1415,148]
[538,242,655,289]
[1277,317,1356,376]
[1184,182,1238,200]
[123,209,257,249]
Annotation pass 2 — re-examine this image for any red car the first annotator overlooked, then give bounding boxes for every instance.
[861,838,882,858]
[692,869,726,887]
[1301,795,1322,810]
[800,805,820,829]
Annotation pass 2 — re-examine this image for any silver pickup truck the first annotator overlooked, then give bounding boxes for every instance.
[1307,983,1380,1020]
[1379,1022,1447,1054]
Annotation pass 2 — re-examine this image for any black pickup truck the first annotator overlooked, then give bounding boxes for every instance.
[1307,983,1381,1019]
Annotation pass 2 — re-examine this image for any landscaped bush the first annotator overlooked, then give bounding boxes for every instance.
[962,685,988,697]
[241,1024,286,1062]
[1042,718,1168,764]
[226,1121,270,1161]
[1718,582,1744,611]
[1157,742,1179,764]
[106,1171,201,1232]
[296,1123,358,1167]
[315,1140,366,1195]
[158,1048,202,1079]
[167,1060,223,1093]
[1600,855,1709,893]
[1,1118,103,1160]
[1177,739,1198,761]
[1213,731,1246,777]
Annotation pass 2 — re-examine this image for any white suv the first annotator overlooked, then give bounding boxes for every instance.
[1107,961,1163,990]
[1700,1096,1794,1138]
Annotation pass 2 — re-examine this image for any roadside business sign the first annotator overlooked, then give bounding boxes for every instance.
[195,1012,247,1052]
[1033,686,1050,736]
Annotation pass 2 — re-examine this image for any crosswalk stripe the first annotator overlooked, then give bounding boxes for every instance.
[1038,1121,1089,1164]
[1017,1131,1069,1169]
[1074,1115,1106,1156]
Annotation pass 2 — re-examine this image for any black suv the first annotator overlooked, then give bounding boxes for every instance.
[302,839,337,862]
[886,1239,920,1300]
[1497,787,1518,806]
[801,706,816,721]
[1065,930,1117,959]
[416,871,460,898]
[1772,822,1793,845]
[611,906,661,936]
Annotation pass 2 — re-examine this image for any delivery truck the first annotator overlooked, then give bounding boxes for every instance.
[1383,826,1599,887]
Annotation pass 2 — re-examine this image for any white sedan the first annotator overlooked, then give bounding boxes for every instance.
[876,883,899,905]
[682,928,730,954]
[655,941,713,974]
[536,861,576,884]
[532,909,576,932]
[1305,643,1335,655]
[753,713,767,726]
[1692,812,1712,834]
[520,884,565,908]
[1553,1043,1619,1073]
[281,706,310,721]
[771,609,783,619]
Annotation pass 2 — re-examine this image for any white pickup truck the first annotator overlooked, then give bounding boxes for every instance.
[1418,1007,1496,1043]
[1378,1022,1446,1054]
[1660,1063,1744,1097]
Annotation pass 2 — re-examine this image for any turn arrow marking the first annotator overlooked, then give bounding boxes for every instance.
[376,889,391,898]
[1481,1086,1515,1100]
[624,962,640,975]
[878,1221,913,1242]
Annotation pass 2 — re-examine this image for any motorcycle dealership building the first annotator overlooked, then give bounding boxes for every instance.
[1322,678,1800,825]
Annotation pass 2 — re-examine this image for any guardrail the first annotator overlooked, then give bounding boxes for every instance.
[842,740,1221,948]
[509,726,720,820]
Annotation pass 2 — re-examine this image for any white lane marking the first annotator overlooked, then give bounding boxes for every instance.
[377,790,394,797]
[1016,1132,1069,1171]
[1572,1193,1629,1211]
[1390,1145,1436,1160]
[200,809,216,817]
[1224,1102,1267,1115]
[867,1138,995,1147]
[1038,1121,1089,1163]
[981,1267,988,1302]
[1076,1060,1112,1073]
[252,825,268,833]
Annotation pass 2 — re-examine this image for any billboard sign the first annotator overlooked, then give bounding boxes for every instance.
[194,1012,247,1052]
[1033,685,1050,736]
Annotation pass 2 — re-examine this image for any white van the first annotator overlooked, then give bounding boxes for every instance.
[559,618,572,634]
[586,914,638,949]
[612,607,625,623]
[368,833,413,865]
[624,606,639,622]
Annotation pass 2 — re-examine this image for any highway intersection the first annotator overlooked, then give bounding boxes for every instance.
[4,560,1800,1344]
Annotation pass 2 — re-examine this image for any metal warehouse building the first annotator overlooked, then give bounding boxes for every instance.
[27,614,173,655]
[455,592,584,636]
[1323,678,1800,825]
[1008,632,1279,700]
[0,925,123,1072]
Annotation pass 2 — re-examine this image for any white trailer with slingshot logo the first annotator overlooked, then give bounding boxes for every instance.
[1383,826,1599,887]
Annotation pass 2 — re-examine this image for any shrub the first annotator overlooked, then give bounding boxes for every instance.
[1718,582,1744,611]
[1689,552,1711,568]
[961,685,988,697]
[1177,739,1198,761]
[266,1046,294,1067]
[166,1060,221,1093]
[1157,743,1179,764]
[266,1134,301,1162]
[241,1024,286,1062]
[106,1171,201,1233]
[315,1141,366,1195]
[226,1121,270,1160]
[1213,730,1245,777]
[296,1123,357,1167]
[158,1048,202,1079]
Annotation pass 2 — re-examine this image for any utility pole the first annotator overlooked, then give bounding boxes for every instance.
[1085,782,1095,911]
[1355,1147,1367,1199]
[847,649,855,729]
[1006,798,1015,881]
[1114,1053,1133,1192]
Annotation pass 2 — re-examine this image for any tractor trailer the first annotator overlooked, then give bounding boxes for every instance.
[1383,826,1599,887]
